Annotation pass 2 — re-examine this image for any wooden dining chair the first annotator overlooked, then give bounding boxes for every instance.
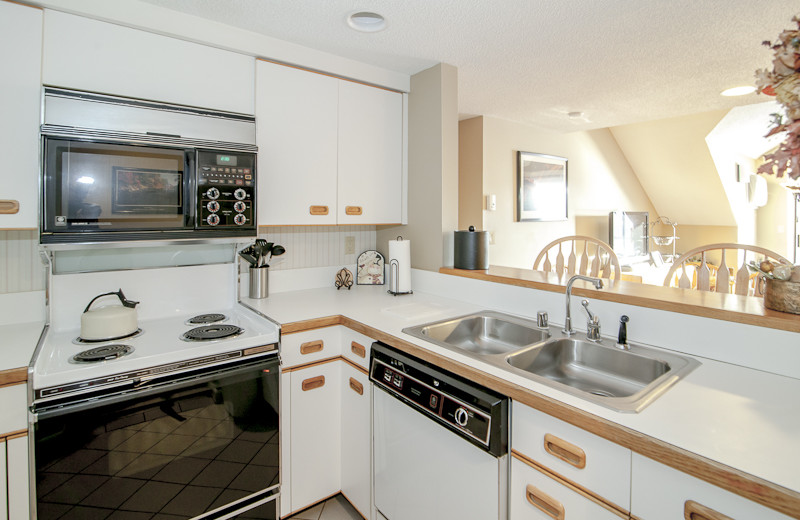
[663,243,791,296]
[533,235,621,280]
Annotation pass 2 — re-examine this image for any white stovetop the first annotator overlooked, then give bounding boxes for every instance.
[242,278,800,498]
[32,304,279,392]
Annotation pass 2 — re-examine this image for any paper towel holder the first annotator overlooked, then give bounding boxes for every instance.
[388,236,413,296]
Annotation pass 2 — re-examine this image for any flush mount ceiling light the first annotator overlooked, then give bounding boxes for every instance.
[347,11,386,32]
[567,111,584,119]
[721,86,756,97]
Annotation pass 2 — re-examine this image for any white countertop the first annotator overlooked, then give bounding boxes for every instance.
[1,320,45,373]
[243,283,800,497]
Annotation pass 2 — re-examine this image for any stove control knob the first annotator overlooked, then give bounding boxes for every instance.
[207,201,220,213]
[233,188,247,200]
[234,213,247,226]
[233,201,246,213]
[206,214,220,226]
[207,187,220,200]
[454,407,469,427]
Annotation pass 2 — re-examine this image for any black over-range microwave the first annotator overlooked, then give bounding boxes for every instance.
[40,88,258,244]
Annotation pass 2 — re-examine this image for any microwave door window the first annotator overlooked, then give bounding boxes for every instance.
[56,141,186,230]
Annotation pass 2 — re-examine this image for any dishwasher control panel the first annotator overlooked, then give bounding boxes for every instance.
[370,342,508,456]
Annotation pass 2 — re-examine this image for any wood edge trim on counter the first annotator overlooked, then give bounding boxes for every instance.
[281,316,345,334]
[0,367,27,387]
[257,58,405,93]
[439,266,800,334]
[512,450,628,519]
[282,316,800,518]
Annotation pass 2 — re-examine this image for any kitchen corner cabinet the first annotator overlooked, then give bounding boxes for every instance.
[280,326,373,519]
[256,60,403,226]
[0,1,42,229]
[631,453,792,520]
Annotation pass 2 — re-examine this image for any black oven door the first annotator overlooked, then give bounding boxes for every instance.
[32,355,280,520]
[41,138,195,242]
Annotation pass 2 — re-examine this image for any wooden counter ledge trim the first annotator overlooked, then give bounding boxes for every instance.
[282,316,800,518]
[0,367,27,388]
[440,266,800,334]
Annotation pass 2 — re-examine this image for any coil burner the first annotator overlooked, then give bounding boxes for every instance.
[186,313,228,325]
[72,344,134,363]
[181,325,244,342]
[74,329,142,345]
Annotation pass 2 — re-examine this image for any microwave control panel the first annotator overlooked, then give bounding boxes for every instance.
[196,151,256,229]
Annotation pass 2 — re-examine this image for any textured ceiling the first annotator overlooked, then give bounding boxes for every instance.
[138,0,797,132]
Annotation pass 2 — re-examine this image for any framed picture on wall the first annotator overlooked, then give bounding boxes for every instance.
[516,151,568,221]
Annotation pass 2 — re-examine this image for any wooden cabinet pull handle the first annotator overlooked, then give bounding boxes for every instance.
[345,205,363,216]
[525,484,565,520]
[309,205,329,215]
[301,375,325,391]
[0,200,20,214]
[349,377,364,395]
[351,341,366,358]
[684,500,734,520]
[544,433,586,469]
[300,340,323,355]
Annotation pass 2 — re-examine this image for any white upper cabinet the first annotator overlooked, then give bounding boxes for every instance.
[337,81,403,225]
[42,10,255,115]
[256,60,404,226]
[256,60,339,225]
[0,1,42,229]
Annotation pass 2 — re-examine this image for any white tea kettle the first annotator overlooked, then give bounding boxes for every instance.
[80,289,140,341]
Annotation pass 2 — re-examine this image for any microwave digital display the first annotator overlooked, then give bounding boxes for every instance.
[216,154,237,166]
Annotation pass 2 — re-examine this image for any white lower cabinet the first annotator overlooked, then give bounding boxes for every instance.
[630,453,793,520]
[340,363,371,518]
[511,457,621,520]
[289,361,342,512]
[7,435,28,520]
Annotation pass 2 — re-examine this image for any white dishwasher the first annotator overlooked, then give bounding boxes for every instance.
[370,342,509,520]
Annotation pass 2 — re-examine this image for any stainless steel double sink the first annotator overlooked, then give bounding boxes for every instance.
[402,311,699,413]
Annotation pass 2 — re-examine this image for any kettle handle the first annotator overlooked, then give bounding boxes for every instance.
[84,289,139,313]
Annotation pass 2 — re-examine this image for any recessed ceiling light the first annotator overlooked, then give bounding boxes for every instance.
[347,11,386,33]
[721,86,756,97]
[567,111,584,119]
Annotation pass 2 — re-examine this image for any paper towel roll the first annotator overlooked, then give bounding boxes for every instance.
[388,238,412,293]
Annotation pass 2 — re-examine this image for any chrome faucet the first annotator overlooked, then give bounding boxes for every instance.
[563,275,603,335]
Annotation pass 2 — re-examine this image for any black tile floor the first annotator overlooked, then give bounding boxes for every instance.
[36,397,280,520]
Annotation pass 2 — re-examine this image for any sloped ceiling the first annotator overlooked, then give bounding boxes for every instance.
[609,111,735,226]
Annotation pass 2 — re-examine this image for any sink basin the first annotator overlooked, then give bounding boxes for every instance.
[402,311,549,356]
[506,338,699,412]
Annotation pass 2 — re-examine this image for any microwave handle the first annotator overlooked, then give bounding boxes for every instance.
[185,149,197,228]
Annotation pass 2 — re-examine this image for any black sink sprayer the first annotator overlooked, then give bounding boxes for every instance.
[618,315,629,347]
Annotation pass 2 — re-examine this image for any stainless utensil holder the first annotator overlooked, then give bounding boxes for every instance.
[249,266,269,299]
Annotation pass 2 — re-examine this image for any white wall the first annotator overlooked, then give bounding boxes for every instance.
[476,116,657,269]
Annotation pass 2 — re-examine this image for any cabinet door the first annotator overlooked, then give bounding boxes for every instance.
[0,2,42,229]
[42,10,254,114]
[341,328,373,370]
[290,361,341,512]
[340,364,371,519]
[7,435,27,520]
[256,61,338,226]
[631,454,793,520]
[337,81,403,225]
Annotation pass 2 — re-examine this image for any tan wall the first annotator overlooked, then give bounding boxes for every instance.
[658,224,738,265]
[458,117,484,230]
[757,178,796,260]
[473,116,657,270]
[377,63,459,271]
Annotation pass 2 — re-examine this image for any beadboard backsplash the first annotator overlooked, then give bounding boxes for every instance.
[258,226,376,271]
[0,230,45,294]
[0,227,376,295]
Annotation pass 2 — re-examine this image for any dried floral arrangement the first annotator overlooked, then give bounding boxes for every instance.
[755,15,800,180]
